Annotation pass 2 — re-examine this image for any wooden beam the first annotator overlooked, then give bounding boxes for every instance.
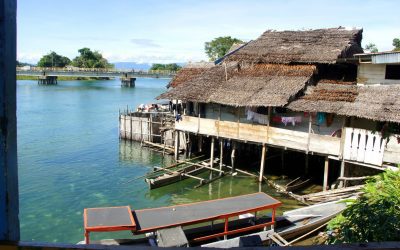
[0,0,19,240]
[259,144,267,182]
[323,156,329,191]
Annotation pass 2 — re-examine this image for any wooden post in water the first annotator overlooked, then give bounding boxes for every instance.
[198,135,203,153]
[118,109,121,139]
[339,160,345,188]
[219,139,224,176]
[259,144,267,182]
[210,137,215,179]
[130,115,133,141]
[174,131,180,161]
[140,119,143,142]
[323,156,329,191]
[210,137,215,169]
[231,141,236,173]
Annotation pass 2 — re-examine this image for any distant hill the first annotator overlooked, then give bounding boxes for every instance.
[112,62,152,70]
[112,62,186,70]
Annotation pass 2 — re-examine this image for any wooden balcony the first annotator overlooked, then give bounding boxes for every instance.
[175,116,341,156]
[176,116,400,166]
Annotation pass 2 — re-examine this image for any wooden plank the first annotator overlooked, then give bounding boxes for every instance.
[356,129,366,162]
[343,128,353,160]
[350,129,360,161]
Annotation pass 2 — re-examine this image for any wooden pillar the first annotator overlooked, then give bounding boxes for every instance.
[339,160,345,188]
[198,135,203,153]
[305,154,309,174]
[118,109,121,139]
[231,142,236,172]
[259,144,267,182]
[210,137,215,169]
[323,156,329,191]
[219,139,224,176]
[174,131,180,161]
[0,0,19,241]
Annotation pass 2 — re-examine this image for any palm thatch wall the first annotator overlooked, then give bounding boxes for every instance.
[225,27,363,64]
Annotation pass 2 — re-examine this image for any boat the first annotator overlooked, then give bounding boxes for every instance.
[202,199,348,248]
[284,176,313,192]
[145,159,219,189]
[80,193,348,247]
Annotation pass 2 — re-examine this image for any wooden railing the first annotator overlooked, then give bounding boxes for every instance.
[176,116,400,166]
[175,116,341,156]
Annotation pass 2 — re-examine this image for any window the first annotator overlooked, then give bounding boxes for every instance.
[385,65,400,80]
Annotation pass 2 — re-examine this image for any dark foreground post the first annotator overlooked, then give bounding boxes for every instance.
[0,0,19,241]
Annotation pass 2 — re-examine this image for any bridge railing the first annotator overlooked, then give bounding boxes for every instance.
[16,67,177,76]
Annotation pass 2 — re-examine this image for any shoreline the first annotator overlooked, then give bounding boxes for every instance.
[16,75,113,81]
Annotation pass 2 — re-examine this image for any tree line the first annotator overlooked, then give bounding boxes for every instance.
[36,48,113,68]
[364,37,400,53]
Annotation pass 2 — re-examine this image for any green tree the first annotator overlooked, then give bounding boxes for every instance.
[325,170,400,244]
[37,52,71,67]
[393,38,400,51]
[150,63,181,71]
[364,43,378,53]
[72,48,113,68]
[204,36,243,61]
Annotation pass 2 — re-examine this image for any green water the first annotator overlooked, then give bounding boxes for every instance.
[18,79,302,243]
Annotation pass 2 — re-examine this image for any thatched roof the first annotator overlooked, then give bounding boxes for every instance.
[168,62,214,88]
[225,27,363,64]
[288,83,400,123]
[158,63,315,107]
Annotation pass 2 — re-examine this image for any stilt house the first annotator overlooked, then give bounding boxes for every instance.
[158,27,400,189]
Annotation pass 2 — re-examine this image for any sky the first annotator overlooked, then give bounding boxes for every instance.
[18,0,400,64]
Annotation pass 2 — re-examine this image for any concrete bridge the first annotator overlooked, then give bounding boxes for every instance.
[17,67,176,86]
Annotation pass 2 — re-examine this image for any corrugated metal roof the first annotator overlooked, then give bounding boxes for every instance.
[372,52,400,64]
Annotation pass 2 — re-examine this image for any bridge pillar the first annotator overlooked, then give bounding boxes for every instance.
[121,76,136,87]
[38,76,57,85]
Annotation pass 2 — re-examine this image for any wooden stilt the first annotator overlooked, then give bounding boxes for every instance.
[187,134,192,158]
[259,144,267,182]
[339,160,345,188]
[130,115,133,141]
[174,131,180,161]
[219,139,224,176]
[162,132,166,156]
[210,137,215,170]
[118,109,121,139]
[323,156,329,191]
[198,135,203,153]
[231,142,236,173]
[305,154,309,174]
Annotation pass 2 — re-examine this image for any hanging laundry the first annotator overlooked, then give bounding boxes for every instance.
[272,116,282,123]
[281,116,302,126]
[326,113,334,127]
[317,112,326,125]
